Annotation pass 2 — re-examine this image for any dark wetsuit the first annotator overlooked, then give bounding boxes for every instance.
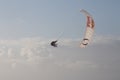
[51,40,58,47]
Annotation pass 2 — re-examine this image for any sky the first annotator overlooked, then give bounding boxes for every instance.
[0,0,119,39]
[0,36,120,80]
[0,0,120,80]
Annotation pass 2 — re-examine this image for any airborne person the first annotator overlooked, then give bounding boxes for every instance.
[50,40,58,47]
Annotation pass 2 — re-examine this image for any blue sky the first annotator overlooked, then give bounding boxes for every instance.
[0,0,120,39]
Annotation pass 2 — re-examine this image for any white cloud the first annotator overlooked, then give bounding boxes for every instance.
[0,36,119,80]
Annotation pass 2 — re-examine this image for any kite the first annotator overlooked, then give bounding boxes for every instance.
[80,9,95,48]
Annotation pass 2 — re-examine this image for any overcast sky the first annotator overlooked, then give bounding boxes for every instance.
[0,0,120,80]
[0,36,119,80]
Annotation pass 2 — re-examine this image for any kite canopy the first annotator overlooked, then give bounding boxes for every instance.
[80,9,95,48]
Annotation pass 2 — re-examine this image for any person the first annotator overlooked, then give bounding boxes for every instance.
[51,40,58,47]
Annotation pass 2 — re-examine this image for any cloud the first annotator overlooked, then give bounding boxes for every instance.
[0,36,120,80]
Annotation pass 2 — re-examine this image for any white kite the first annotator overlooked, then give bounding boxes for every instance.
[80,9,95,48]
